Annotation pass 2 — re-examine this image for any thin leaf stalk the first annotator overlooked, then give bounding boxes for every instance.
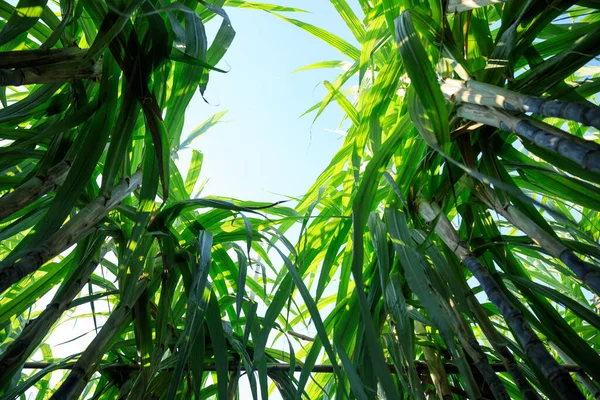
[0,171,142,294]
[418,200,584,400]
[20,361,586,374]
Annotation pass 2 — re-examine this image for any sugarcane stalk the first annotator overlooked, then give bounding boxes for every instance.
[457,103,600,174]
[474,185,600,297]
[117,378,135,400]
[0,48,87,69]
[443,79,600,130]
[0,48,100,86]
[457,102,595,148]
[446,0,509,13]
[466,295,541,400]
[418,200,584,400]
[448,302,510,400]
[49,279,147,400]
[0,244,105,390]
[550,342,600,399]
[415,322,455,400]
[0,59,101,86]
[0,160,70,221]
[437,226,540,398]
[434,278,508,399]
[227,363,241,400]
[0,171,142,294]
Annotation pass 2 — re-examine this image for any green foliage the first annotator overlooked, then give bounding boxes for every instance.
[1,0,600,399]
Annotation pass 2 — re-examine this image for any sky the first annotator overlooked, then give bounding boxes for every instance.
[177,1,359,203]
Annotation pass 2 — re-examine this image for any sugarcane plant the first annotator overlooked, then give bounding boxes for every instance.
[261,0,600,398]
[0,0,315,399]
[2,0,600,399]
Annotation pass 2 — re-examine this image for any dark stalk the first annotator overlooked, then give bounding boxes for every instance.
[419,201,584,400]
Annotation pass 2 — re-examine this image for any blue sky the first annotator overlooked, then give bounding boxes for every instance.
[179,1,360,202]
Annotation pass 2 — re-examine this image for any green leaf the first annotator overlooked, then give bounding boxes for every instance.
[31,55,118,242]
[166,231,213,400]
[395,12,449,149]
[271,13,361,60]
[184,150,204,196]
[336,345,369,400]
[224,0,308,12]
[328,0,365,43]
[179,111,228,150]
[206,290,229,399]
[0,0,48,47]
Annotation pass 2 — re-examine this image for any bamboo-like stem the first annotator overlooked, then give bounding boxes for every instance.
[457,103,600,174]
[227,363,241,400]
[0,171,142,294]
[450,305,510,400]
[0,246,104,390]
[466,295,541,400]
[0,48,100,86]
[415,322,455,400]
[446,0,508,13]
[0,48,87,69]
[0,59,101,86]
[550,342,600,399]
[49,280,147,400]
[434,276,508,399]
[287,330,314,341]
[474,185,600,297]
[0,160,70,221]
[430,225,538,400]
[418,201,584,400]
[443,79,600,130]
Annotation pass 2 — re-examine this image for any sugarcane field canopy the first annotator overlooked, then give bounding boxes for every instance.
[1,0,600,399]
